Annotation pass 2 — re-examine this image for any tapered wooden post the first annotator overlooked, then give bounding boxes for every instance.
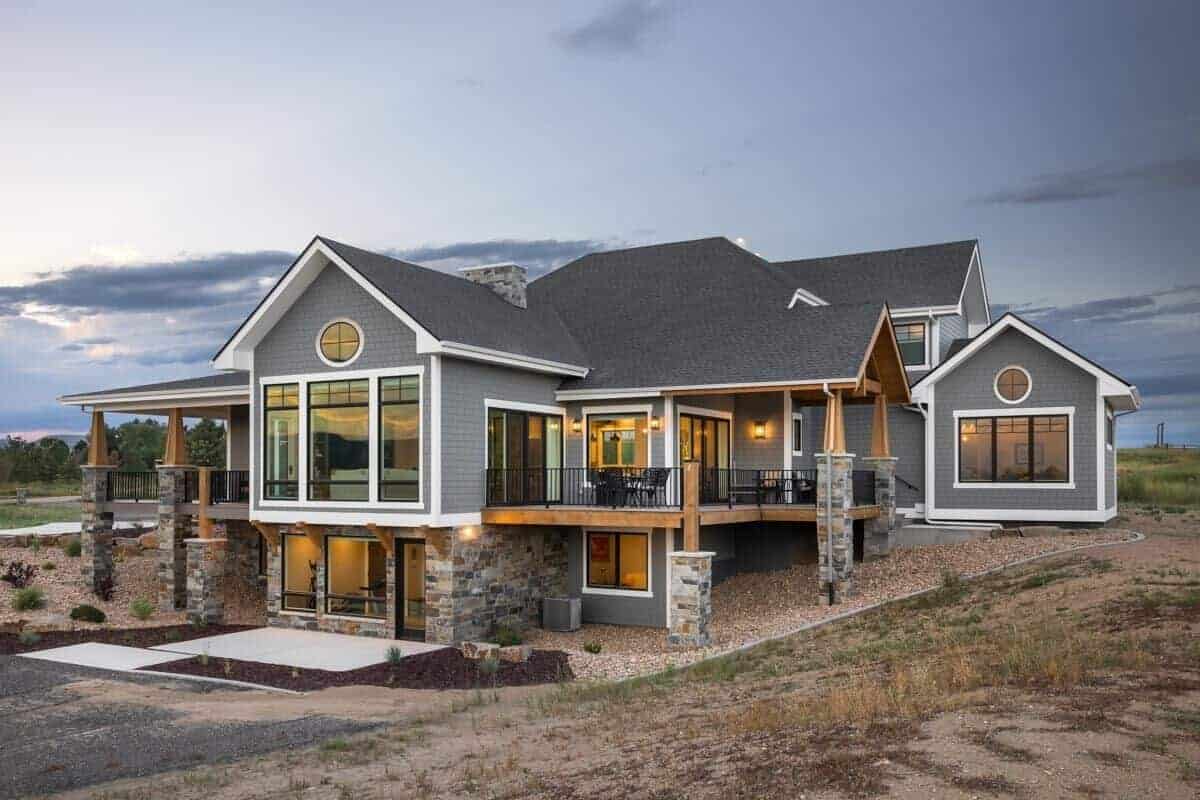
[86,411,109,466]
[196,466,213,538]
[870,392,891,458]
[683,461,700,551]
[822,390,847,454]
[163,408,188,466]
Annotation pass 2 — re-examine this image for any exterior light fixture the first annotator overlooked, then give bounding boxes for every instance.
[459,526,478,541]
[753,420,767,440]
[571,418,582,434]
[649,416,661,431]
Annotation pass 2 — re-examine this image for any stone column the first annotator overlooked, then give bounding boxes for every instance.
[80,466,115,596]
[668,551,713,646]
[815,453,855,604]
[157,466,195,611]
[265,537,283,619]
[861,456,898,560]
[186,537,227,624]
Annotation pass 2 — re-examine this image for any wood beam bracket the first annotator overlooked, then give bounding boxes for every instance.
[366,523,395,557]
[250,521,280,548]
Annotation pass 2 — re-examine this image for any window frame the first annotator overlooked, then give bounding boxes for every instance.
[323,534,388,620]
[1105,407,1115,450]
[894,320,929,370]
[262,383,300,502]
[582,529,653,597]
[280,531,319,614]
[484,400,567,506]
[581,405,654,470]
[791,412,804,456]
[315,318,364,368]
[954,407,1074,488]
[994,365,1032,405]
[307,378,371,502]
[378,375,421,503]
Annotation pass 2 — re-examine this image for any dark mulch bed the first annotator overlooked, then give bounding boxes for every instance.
[0,624,254,655]
[141,647,574,691]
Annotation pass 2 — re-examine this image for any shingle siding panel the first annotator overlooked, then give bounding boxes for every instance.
[933,328,1098,512]
[732,392,784,470]
[799,405,924,507]
[938,315,967,364]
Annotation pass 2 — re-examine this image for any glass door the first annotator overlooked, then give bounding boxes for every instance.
[396,540,426,640]
[679,413,730,502]
[487,409,565,505]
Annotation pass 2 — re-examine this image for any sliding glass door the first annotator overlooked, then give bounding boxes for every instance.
[679,413,730,502]
[486,408,563,505]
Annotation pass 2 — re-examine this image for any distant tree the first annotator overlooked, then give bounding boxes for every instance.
[187,419,226,468]
[110,418,165,471]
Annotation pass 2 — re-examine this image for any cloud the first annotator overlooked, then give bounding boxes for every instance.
[557,0,673,55]
[390,237,614,277]
[994,284,1200,327]
[974,157,1200,205]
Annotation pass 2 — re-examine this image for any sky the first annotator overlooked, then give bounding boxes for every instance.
[0,0,1197,446]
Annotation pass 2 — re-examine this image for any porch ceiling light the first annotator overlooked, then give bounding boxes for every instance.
[753,420,767,440]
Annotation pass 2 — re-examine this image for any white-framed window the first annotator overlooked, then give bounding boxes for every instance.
[581,405,653,469]
[895,321,929,369]
[791,412,804,456]
[953,406,1074,489]
[994,365,1032,405]
[315,318,364,367]
[583,529,651,597]
[1105,407,1115,450]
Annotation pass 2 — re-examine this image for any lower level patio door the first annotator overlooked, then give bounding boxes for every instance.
[395,539,426,640]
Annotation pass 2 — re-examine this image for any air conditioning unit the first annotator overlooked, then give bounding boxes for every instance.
[542,597,581,632]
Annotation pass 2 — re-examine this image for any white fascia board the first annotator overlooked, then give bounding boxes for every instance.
[957,244,992,326]
[556,377,860,402]
[59,386,250,407]
[213,239,439,370]
[889,305,961,318]
[426,340,589,377]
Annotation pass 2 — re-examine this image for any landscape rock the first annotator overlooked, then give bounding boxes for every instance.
[137,532,159,550]
[498,644,532,663]
[460,641,500,660]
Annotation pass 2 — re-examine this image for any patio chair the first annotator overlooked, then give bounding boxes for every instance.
[595,469,629,508]
[635,468,670,506]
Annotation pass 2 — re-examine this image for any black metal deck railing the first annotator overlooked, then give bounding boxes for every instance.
[700,468,819,506]
[210,470,250,504]
[485,467,681,508]
[106,471,158,502]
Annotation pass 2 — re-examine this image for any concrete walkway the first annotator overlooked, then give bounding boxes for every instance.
[0,520,144,538]
[151,628,446,671]
[19,642,192,671]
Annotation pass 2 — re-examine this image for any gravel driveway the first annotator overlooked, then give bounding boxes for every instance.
[0,655,380,799]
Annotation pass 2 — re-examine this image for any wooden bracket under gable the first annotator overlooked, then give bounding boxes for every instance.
[249,521,280,548]
[366,523,395,557]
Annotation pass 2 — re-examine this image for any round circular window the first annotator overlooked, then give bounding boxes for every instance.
[317,320,362,366]
[995,366,1031,404]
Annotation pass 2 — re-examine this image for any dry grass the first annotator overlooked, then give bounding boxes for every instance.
[1119,447,1200,508]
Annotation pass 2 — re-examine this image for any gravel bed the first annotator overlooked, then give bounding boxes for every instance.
[0,543,185,630]
[526,529,1136,681]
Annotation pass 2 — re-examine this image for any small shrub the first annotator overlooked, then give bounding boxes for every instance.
[94,574,114,601]
[17,630,41,646]
[386,645,404,666]
[2,560,38,589]
[63,537,82,557]
[29,538,41,555]
[163,628,183,642]
[129,598,154,620]
[69,604,107,623]
[583,641,602,654]
[12,587,46,611]
[493,625,523,646]
[41,560,56,571]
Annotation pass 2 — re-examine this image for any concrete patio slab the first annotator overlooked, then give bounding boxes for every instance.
[152,628,446,671]
[18,642,193,671]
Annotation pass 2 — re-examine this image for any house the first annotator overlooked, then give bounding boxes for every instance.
[59,235,1140,646]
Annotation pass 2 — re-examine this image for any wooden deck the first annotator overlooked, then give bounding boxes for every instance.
[481,504,879,527]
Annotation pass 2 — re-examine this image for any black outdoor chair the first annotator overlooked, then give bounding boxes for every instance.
[635,468,670,506]
[595,469,629,508]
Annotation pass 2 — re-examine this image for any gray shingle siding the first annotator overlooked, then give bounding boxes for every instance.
[933,328,1098,512]
[567,528,667,627]
[440,358,563,514]
[801,404,924,507]
[733,392,785,469]
[938,314,967,364]
[228,405,250,470]
[251,263,432,516]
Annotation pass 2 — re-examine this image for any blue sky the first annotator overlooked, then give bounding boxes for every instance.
[0,1,1197,445]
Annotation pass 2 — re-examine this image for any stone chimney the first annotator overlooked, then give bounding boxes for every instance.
[460,262,527,309]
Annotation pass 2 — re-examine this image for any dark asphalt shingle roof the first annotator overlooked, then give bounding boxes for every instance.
[530,237,884,390]
[318,237,589,367]
[944,338,972,360]
[60,371,248,400]
[773,240,977,309]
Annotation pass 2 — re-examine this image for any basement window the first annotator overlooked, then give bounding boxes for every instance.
[586,531,649,593]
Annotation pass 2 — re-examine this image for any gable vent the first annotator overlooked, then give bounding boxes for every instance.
[787,288,830,309]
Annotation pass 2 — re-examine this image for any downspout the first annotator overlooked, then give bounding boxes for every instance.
[823,382,835,605]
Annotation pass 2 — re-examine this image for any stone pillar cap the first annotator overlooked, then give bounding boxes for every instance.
[669,550,717,558]
[861,455,899,462]
[815,451,857,458]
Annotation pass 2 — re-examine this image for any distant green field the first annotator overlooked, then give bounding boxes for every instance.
[0,502,81,530]
[0,479,81,499]
[1119,447,1200,508]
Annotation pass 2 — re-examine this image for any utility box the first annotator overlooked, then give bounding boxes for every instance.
[542,597,582,632]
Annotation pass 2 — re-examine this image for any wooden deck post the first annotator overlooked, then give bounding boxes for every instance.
[162,408,189,466]
[822,390,847,454]
[196,466,213,538]
[870,392,891,458]
[86,411,109,466]
[683,461,700,551]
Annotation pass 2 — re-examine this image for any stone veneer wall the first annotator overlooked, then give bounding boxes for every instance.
[156,467,193,611]
[424,525,568,644]
[815,454,856,604]
[79,466,114,596]
[668,551,713,646]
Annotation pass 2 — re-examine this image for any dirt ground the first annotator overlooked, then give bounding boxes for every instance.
[34,508,1200,799]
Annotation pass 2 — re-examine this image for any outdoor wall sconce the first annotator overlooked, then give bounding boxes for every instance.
[753,420,767,439]
[649,416,661,431]
[571,418,582,434]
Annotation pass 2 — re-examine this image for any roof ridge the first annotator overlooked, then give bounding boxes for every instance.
[773,238,978,266]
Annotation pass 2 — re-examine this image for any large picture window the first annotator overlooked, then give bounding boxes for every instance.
[588,414,648,469]
[586,531,649,592]
[379,376,420,502]
[309,379,369,501]
[263,384,299,500]
[281,532,320,612]
[895,322,928,367]
[325,535,386,618]
[958,414,1069,484]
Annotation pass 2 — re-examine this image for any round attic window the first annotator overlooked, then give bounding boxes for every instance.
[995,366,1031,404]
[317,320,362,366]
